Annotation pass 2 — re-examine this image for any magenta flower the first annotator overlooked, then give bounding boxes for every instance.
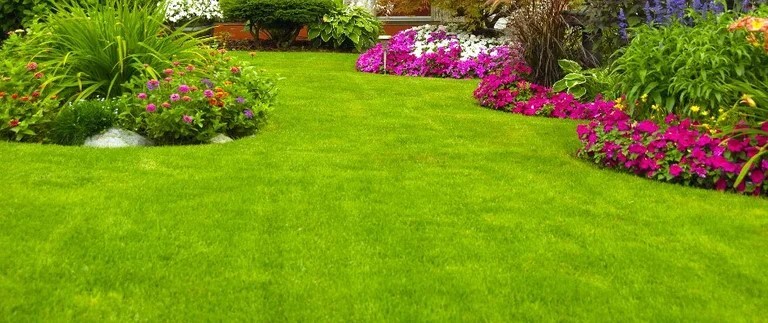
[146,103,157,113]
[204,89,214,98]
[170,93,181,102]
[178,84,190,93]
[137,92,148,100]
[182,115,193,124]
[669,164,682,177]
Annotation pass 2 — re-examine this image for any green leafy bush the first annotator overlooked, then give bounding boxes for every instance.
[224,0,334,48]
[307,1,382,52]
[48,100,116,145]
[552,59,614,100]
[610,12,768,121]
[118,49,277,145]
[30,0,210,100]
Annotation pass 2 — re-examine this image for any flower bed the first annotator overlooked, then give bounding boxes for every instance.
[356,25,527,79]
[474,66,768,196]
[577,110,768,196]
[473,66,615,120]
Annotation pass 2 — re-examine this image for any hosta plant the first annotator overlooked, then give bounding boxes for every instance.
[308,0,382,52]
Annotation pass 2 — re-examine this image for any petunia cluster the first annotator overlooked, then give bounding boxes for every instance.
[473,65,615,120]
[577,109,768,196]
[356,25,528,79]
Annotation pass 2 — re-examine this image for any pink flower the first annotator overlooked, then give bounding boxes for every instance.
[26,62,37,71]
[163,68,174,75]
[182,115,193,124]
[137,92,148,100]
[186,64,195,72]
[178,85,190,93]
[203,89,214,98]
[230,66,241,74]
[146,103,157,112]
[170,93,181,102]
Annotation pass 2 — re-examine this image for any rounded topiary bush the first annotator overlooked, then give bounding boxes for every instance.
[223,0,334,48]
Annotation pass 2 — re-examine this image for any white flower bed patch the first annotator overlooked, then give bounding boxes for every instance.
[410,24,509,60]
[164,0,223,24]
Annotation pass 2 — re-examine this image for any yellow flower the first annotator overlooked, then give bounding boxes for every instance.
[741,94,757,108]
[651,104,660,111]
[690,105,701,113]
[749,18,765,32]
[641,94,648,102]
[701,110,709,116]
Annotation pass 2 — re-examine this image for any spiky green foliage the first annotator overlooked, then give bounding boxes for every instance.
[34,0,209,100]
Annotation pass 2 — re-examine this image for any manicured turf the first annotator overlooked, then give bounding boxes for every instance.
[1,52,766,321]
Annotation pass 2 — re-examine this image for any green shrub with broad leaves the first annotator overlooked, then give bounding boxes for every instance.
[118,49,278,145]
[223,0,334,48]
[307,1,382,52]
[48,100,117,145]
[552,59,614,100]
[610,11,768,121]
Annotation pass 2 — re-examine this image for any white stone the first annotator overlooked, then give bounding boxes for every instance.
[84,128,154,148]
[209,134,234,144]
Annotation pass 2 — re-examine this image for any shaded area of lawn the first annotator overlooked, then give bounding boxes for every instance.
[0,52,766,321]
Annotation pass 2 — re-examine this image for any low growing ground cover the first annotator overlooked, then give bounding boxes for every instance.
[1,52,767,321]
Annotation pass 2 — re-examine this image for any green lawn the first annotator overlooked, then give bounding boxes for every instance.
[1,52,766,321]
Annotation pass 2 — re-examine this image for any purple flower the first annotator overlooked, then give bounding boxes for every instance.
[236,96,246,104]
[178,84,190,93]
[182,115,193,124]
[146,103,157,113]
[170,93,181,102]
[147,79,160,90]
[244,109,254,119]
[201,78,214,89]
[667,0,686,19]
[618,9,629,41]
[644,1,653,24]
[203,89,214,98]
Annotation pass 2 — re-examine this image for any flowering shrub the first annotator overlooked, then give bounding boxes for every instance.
[0,58,59,142]
[164,0,223,24]
[356,25,527,79]
[473,66,616,120]
[577,110,768,196]
[118,49,277,145]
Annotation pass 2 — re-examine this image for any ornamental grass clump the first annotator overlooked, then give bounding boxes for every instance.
[34,0,210,100]
[356,25,527,79]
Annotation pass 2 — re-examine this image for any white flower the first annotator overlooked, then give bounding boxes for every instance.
[163,0,223,23]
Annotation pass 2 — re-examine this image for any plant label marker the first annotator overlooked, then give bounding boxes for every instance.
[378,35,392,74]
